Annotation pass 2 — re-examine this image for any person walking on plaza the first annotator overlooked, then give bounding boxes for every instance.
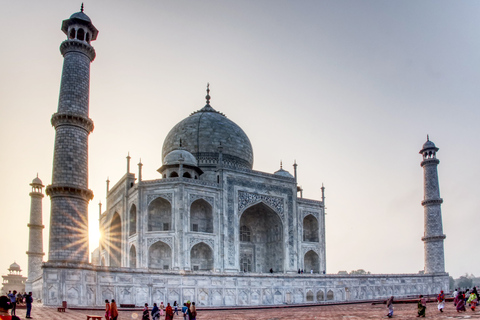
[386,296,394,318]
[111,299,119,320]
[159,301,165,316]
[455,291,466,312]
[151,302,160,320]
[182,302,188,320]
[0,295,20,320]
[105,299,111,320]
[437,290,445,312]
[7,290,17,316]
[189,301,197,320]
[165,302,174,320]
[467,289,477,311]
[417,295,426,317]
[173,301,178,315]
[25,292,33,318]
[143,303,150,320]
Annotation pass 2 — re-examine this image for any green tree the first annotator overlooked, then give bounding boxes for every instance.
[449,276,455,291]
[456,273,474,289]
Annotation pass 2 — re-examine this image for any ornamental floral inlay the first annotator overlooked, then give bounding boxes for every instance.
[189,238,214,251]
[147,193,173,206]
[189,194,214,207]
[238,191,284,218]
[147,237,173,249]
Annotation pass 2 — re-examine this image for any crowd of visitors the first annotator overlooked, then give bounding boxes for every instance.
[102,299,197,320]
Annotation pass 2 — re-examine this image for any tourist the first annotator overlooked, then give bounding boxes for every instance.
[159,301,165,316]
[386,296,394,318]
[151,302,160,320]
[0,295,20,320]
[453,288,458,300]
[186,301,191,319]
[111,299,119,320]
[455,291,466,312]
[7,290,16,316]
[189,302,197,320]
[143,303,150,320]
[467,289,477,311]
[173,301,178,315]
[417,295,426,317]
[182,302,188,320]
[270,268,273,274]
[165,302,174,320]
[437,290,445,312]
[105,299,111,320]
[25,292,33,319]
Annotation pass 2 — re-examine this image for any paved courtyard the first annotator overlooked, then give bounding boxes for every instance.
[13,302,480,320]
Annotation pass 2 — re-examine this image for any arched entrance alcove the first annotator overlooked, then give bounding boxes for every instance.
[190,199,213,233]
[190,242,213,271]
[129,204,137,236]
[304,250,319,273]
[148,241,172,270]
[148,197,172,231]
[129,245,137,268]
[239,202,284,273]
[303,214,319,242]
[109,213,122,267]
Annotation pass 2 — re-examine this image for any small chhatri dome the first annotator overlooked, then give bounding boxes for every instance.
[31,174,43,186]
[420,135,439,154]
[164,149,198,167]
[8,262,21,272]
[274,162,294,178]
[61,4,99,41]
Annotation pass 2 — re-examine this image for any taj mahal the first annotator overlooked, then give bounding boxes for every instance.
[24,8,449,307]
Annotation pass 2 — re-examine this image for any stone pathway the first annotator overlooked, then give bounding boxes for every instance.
[12,302,480,320]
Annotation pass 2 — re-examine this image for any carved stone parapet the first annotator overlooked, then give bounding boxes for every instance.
[46,184,94,201]
[421,198,443,206]
[60,39,96,61]
[422,235,446,242]
[420,158,440,167]
[51,112,94,133]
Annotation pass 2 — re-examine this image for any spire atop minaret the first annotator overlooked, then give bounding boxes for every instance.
[81,3,84,12]
[205,83,211,105]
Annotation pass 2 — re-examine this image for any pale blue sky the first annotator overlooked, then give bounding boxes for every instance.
[0,1,479,279]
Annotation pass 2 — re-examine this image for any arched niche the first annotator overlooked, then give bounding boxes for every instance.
[129,245,137,268]
[109,213,122,267]
[304,250,320,273]
[190,199,213,233]
[148,197,172,231]
[306,290,314,302]
[303,214,319,242]
[148,241,172,270]
[190,242,213,271]
[239,202,284,273]
[316,290,324,301]
[327,290,334,301]
[129,204,137,236]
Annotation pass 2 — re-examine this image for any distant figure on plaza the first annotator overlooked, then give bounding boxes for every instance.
[159,301,165,316]
[417,295,426,317]
[7,290,17,316]
[173,301,178,315]
[111,299,119,320]
[386,296,394,318]
[143,303,150,320]
[467,288,477,311]
[270,268,273,273]
[165,302,174,320]
[182,302,188,320]
[189,301,197,320]
[151,302,160,320]
[186,301,191,319]
[455,291,466,312]
[25,292,33,319]
[437,290,445,312]
[105,299,111,320]
[0,295,20,320]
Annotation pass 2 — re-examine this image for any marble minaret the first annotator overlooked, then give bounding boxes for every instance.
[420,136,446,274]
[45,6,98,263]
[25,176,45,292]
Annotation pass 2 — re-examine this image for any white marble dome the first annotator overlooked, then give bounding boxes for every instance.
[163,149,198,167]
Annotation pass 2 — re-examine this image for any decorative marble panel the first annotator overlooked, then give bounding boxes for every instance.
[189,237,214,251]
[147,193,173,206]
[238,191,284,220]
[189,194,214,207]
[147,237,173,250]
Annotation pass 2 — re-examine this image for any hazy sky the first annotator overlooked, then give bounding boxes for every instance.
[1,1,479,279]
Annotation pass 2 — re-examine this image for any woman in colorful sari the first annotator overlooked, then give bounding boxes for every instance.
[437,290,445,312]
[386,296,394,318]
[456,292,466,312]
[105,300,111,320]
[111,299,119,320]
[165,303,174,320]
[417,295,426,317]
[467,290,478,311]
[143,303,150,320]
[189,302,197,320]
[152,302,160,320]
[159,302,165,317]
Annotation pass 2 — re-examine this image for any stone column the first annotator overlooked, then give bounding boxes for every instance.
[420,137,446,274]
[46,10,98,263]
[26,176,45,292]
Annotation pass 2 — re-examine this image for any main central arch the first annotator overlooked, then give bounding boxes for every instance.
[239,202,284,273]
